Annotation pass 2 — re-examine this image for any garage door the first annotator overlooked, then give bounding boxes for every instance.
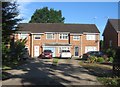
[85,46,97,53]
[43,47,56,57]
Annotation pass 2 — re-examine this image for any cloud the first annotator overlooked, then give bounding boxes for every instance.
[17,2,31,23]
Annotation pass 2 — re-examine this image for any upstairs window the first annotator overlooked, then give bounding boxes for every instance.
[20,34,28,39]
[59,34,68,40]
[46,33,55,39]
[34,35,41,40]
[73,35,80,40]
[86,34,95,40]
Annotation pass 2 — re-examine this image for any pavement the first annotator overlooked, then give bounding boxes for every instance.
[2,58,102,86]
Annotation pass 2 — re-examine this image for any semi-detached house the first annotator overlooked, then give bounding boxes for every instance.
[15,23,100,58]
[103,19,120,49]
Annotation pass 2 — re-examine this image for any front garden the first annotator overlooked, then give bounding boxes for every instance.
[80,48,120,86]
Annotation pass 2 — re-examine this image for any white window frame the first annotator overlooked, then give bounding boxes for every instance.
[59,34,68,40]
[85,46,97,53]
[34,35,41,40]
[46,33,55,39]
[58,47,70,53]
[20,34,28,39]
[73,35,80,40]
[86,34,96,40]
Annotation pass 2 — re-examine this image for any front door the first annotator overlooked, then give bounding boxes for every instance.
[74,46,79,57]
[34,46,39,57]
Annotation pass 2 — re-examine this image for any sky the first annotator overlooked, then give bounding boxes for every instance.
[17,1,119,40]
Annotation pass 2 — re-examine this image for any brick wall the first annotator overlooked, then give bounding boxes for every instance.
[103,21,118,49]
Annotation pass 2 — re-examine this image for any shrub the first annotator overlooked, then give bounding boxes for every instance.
[2,42,11,65]
[89,56,97,63]
[2,38,27,67]
[109,57,114,63]
[98,77,119,86]
[105,48,116,58]
[97,57,105,63]
[52,58,59,65]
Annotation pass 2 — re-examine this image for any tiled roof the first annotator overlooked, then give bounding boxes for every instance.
[18,23,100,33]
[109,19,120,31]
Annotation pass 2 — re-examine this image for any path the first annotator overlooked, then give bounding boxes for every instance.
[2,58,102,86]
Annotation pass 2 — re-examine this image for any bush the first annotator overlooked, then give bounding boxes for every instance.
[109,57,114,63]
[2,42,11,65]
[2,38,27,67]
[88,56,97,63]
[97,57,105,63]
[105,48,116,58]
[97,77,120,86]
[52,58,59,65]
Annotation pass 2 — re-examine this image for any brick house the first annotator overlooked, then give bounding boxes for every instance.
[15,23,100,58]
[103,19,120,49]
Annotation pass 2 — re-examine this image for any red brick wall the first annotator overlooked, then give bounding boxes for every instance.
[82,34,99,54]
[15,33,100,57]
[70,35,81,56]
[103,21,118,49]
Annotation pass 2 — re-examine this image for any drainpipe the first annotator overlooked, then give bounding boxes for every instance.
[31,34,33,57]
[98,34,100,51]
[80,35,82,58]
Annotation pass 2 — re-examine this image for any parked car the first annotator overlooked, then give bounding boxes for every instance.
[82,51,107,60]
[38,50,53,59]
[60,50,72,58]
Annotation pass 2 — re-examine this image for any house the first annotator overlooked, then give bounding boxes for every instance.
[103,19,120,49]
[15,23,100,58]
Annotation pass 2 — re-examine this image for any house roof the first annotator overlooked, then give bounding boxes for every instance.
[17,23,100,33]
[109,19,120,31]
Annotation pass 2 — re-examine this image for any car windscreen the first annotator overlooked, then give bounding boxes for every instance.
[44,50,52,52]
[62,50,70,52]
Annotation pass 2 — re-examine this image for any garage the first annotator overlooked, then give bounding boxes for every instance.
[43,47,56,57]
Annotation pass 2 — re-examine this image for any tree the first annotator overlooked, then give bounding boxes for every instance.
[29,7,65,23]
[2,2,21,43]
[100,40,104,51]
[2,1,22,67]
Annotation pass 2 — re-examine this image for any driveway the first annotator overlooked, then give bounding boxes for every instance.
[2,58,101,86]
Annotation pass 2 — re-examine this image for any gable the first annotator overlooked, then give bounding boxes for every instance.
[103,20,118,36]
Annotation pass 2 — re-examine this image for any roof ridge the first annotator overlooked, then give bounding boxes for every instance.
[19,23,95,25]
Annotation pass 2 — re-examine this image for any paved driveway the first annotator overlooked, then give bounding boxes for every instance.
[2,58,101,86]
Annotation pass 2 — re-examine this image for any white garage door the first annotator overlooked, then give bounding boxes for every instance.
[85,46,97,53]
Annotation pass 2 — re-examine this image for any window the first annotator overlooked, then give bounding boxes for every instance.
[34,35,41,40]
[20,34,28,39]
[73,35,80,40]
[59,34,68,40]
[85,46,97,53]
[86,34,95,40]
[46,34,55,39]
[58,47,70,53]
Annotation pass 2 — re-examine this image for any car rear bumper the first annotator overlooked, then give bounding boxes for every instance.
[60,54,71,58]
[42,55,52,58]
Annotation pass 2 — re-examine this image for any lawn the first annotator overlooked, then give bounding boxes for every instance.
[79,61,120,86]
